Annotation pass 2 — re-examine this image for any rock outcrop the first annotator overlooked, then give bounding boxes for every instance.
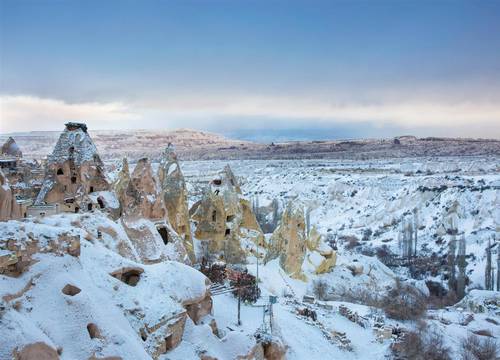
[265,202,335,279]
[129,158,166,220]
[0,217,211,360]
[191,165,263,263]
[35,123,109,212]
[1,137,22,157]
[265,201,308,279]
[158,145,194,261]
[112,157,191,264]
[0,169,23,221]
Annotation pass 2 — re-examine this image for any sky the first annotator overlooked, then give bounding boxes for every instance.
[1,0,500,140]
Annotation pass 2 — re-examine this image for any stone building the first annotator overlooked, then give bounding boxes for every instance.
[35,122,109,212]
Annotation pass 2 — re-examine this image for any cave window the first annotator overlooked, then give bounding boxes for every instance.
[213,179,222,186]
[157,226,169,245]
[225,228,231,236]
[75,207,79,213]
[226,215,235,222]
[65,198,75,204]
[87,203,93,211]
[93,154,99,162]
[69,146,75,154]
[212,210,217,222]
[71,176,77,184]
[57,168,64,175]
[89,186,94,193]
[164,334,174,352]
[97,197,105,209]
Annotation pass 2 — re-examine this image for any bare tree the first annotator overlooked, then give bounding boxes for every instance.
[485,239,493,291]
[413,208,419,257]
[457,234,467,300]
[448,235,457,293]
[497,248,500,292]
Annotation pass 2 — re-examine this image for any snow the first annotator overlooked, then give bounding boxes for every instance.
[1,155,499,359]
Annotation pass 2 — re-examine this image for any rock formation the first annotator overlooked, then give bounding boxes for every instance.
[157,145,194,261]
[265,202,335,279]
[112,157,190,264]
[1,136,22,157]
[0,217,211,359]
[129,158,166,220]
[0,169,23,221]
[191,165,263,263]
[265,201,308,279]
[35,122,109,212]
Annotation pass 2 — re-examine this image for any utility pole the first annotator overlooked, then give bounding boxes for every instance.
[256,240,259,286]
[237,275,241,326]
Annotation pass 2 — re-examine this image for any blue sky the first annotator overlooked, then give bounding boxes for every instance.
[1,0,499,139]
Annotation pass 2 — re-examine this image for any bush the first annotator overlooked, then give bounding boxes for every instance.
[342,236,360,250]
[461,334,498,360]
[392,323,451,360]
[312,279,328,300]
[382,279,426,320]
[230,271,260,303]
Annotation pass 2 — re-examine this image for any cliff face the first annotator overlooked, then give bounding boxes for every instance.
[35,123,109,211]
[158,145,194,261]
[191,165,263,263]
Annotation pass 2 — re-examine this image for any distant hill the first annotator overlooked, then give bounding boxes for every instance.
[1,128,499,161]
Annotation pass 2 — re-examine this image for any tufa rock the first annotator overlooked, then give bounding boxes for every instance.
[158,145,194,261]
[191,165,263,263]
[1,137,22,157]
[0,169,23,221]
[35,123,109,212]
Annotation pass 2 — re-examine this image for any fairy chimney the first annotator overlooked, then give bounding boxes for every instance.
[35,123,108,212]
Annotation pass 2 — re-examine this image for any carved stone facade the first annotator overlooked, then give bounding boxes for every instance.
[35,123,109,212]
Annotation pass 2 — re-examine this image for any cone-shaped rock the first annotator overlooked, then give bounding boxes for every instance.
[191,165,263,263]
[158,144,194,261]
[35,122,108,211]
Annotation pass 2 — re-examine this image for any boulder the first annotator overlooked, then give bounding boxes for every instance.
[13,342,59,360]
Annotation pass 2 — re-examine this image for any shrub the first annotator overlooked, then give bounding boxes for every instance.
[392,323,451,360]
[312,279,328,300]
[461,334,498,360]
[230,271,260,303]
[342,236,360,250]
[382,279,426,320]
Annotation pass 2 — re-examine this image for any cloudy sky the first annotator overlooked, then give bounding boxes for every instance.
[1,0,499,140]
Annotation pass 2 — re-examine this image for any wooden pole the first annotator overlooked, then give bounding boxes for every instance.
[237,276,241,325]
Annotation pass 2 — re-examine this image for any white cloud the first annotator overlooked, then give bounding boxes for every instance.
[1,94,499,138]
[0,95,139,133]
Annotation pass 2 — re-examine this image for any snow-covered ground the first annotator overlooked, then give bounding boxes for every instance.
[2,156,498,359]
[182,157,499,289]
